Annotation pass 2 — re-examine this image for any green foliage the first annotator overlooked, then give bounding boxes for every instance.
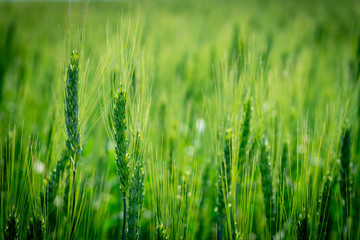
[297,208,308,240]
[317,174,332,240]
[26,215,44,240]
[0,22,16,103]
[339,121,352,238]
[155,223,168,240]
[339,122,351,208]
[4,207,19,240]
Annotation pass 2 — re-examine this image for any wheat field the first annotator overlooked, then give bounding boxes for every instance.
[1,0,360,239]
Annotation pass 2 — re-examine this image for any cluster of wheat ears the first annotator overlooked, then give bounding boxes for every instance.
[2,48,356,240]
[1,2,359,239]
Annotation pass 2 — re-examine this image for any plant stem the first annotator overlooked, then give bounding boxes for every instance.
[70,163,77,239]
[122,191,126,240]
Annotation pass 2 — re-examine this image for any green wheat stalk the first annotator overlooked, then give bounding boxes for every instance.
[279,143,288,191]
[45,50,81,207]
[259,137,276,238]
[113,84,130,240]
[339,122,351,237]
[236,96,251,229]
[278,142,289,227]
[64,50,81,222]
[45,150,69,205]
[238,95,251,164]
[127,130,145,240]
[317,173,332,239]
[65,49,81,162]
[217,128,232,240]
